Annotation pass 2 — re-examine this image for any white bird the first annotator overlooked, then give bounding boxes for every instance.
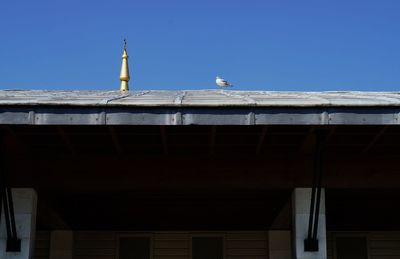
[216,76,233,87]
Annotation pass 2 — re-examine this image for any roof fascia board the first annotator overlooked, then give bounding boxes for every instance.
[0,106,398,125]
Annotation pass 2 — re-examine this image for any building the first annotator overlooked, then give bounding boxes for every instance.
[1,89,400,259]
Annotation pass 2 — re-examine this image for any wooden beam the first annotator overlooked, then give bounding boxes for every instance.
[0,126,28,155]
[57,126,75,155]
[8,154,400,191]
[362,125,389,154]
[160,126,168,154]
[298,126,317,154]
[210,126,216,155]
[324,126,336,144]
[256,126,268,154]
[108,126,123,155]
[299,126,336,154]
[37,198,71,230]
[269,195,291,230]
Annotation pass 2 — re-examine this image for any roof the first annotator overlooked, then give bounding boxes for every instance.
[1,89,400,107]
[1,90,400,125]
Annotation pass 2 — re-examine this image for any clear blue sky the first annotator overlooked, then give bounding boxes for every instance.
[0,0,399,91]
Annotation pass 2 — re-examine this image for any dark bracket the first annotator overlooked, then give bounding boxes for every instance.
[304,238,319,252]
[304,130,328,252]
[0,133,21,253]
[6,238,21,252]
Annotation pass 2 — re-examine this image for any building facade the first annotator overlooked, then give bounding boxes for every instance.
[1,90,400,259]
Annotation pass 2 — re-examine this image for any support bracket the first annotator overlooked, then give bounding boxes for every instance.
[0,133,21,252]
[304,129,328,252]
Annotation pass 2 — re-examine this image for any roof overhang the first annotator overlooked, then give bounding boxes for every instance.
[1,90,400,125]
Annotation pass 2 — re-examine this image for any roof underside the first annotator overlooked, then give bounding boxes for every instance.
[1,90,400,125]
[4,124,400,230]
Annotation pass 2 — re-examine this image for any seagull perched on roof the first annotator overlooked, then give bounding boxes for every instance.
[216,76,233,88]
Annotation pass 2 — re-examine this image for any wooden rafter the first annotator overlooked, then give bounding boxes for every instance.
[299,126,336,154]
[108,126,123,155]
[256,126,268,154]
[160,126,168,155]
[210,126,216,155]
[362,125,389,154]
[57,126,75,155]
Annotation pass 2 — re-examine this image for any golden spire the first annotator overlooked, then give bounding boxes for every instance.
[120,39,130,93]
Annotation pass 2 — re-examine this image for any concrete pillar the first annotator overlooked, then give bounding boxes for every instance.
[269,231,291,259]
[0,188,37,259]
[292,188,327,259]
[49,230,73,259]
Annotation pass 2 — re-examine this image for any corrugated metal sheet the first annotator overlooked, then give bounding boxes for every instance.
[1,90,400,107]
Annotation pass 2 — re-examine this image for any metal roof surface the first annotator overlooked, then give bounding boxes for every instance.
[1,89,400,107]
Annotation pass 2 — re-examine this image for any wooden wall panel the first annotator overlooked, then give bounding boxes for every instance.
[73,231,116,259]
[34,231,50,259]
[71,231,270,259]
[44,230,400,259]
[226,232,268,259]
[328,231,400,259]
[153,232,190,259]
[327,232,333,259]
[369,232,400,259]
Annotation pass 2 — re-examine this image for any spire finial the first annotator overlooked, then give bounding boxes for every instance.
[120,39,130,93]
